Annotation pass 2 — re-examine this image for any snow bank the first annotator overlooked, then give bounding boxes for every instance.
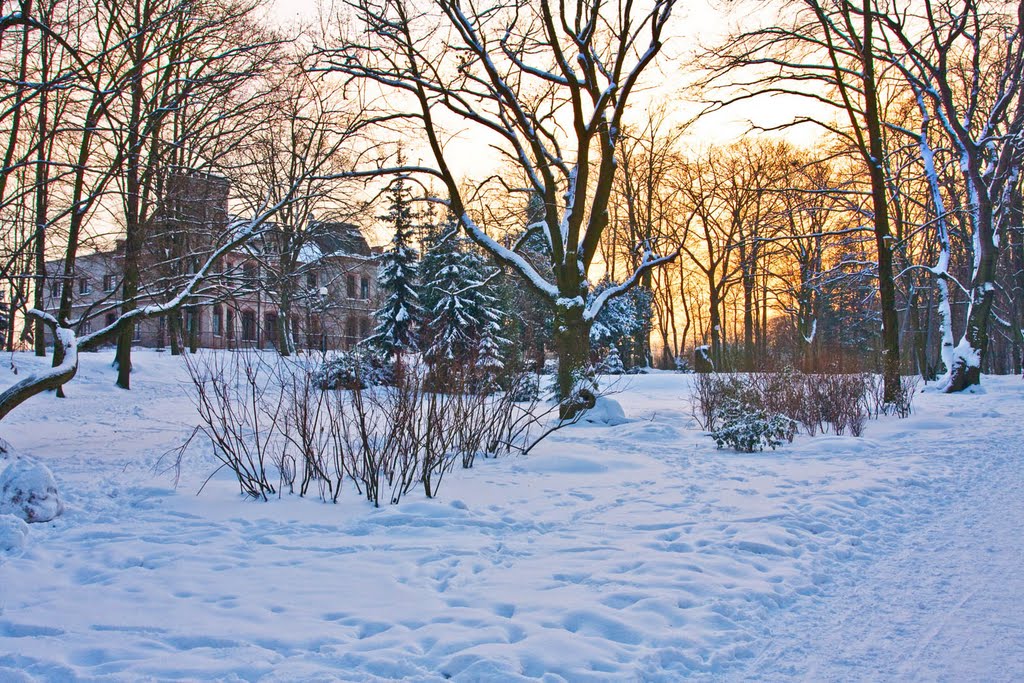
[581,396,629,426]
[0,513,29,555]
[0,457,63,523]
[0,351,1021,682]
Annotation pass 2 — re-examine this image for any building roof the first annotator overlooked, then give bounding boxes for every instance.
[308,221,372,258]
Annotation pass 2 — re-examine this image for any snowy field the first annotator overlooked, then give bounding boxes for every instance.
[0,349,1022,682]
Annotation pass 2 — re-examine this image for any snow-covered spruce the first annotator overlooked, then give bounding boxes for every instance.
[600,344,625,375]
[0,456,64,523]
[366,177,423,360]
[420,214,507,380]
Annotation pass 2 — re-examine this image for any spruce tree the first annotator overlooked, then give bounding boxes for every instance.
[421,213,506,370]
[367,178,422,360]
[601,344,625,375]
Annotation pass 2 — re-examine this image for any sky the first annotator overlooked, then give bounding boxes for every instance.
[269,0,828,178]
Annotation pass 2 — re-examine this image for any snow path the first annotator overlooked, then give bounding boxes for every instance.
[738,385,1024,682]
[0,352,1021,681]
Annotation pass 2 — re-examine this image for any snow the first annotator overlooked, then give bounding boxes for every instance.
[0,350,1022,681]
[0,457,63,523]
[0,514,29,556]
[580,396,628,426]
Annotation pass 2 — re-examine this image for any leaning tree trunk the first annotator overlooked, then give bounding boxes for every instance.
[0,327,77,422]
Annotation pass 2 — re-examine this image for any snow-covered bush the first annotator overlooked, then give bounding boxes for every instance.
[0,513,29,555]
[711,398,797,453]
[694,345,714,373]
[313,349,393,390]
[580,396,629,426]
[600,345,625,375]
[695,369,880,439]
[691,372,753,431]
[0,457,64,523]
[867,374,918,419]
[505,372,540,402]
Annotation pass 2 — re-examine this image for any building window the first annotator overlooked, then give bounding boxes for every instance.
[212,305,223,337]
[346,274,357,299]
[264,312,279,347]
[78,277,90,294]
[50,278,60,297]
[186,308,200,336]
[103,274,115,292]
[241,310,256,341]
[359,316,372,340]
[80,319,91,334]
[306,271,317,289]
[345,315,358,348]
[360,276,370,300]
[226,308,235,340]
[105,313,117,328]
[132,322,141,342]
[242,263,258,287]
[307,315,322,350]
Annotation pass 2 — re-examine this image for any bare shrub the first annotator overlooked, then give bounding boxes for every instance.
[183,350,281,500]
[692,368,878,447]
[691,372,749,431]
[181,350,592,507]
[865,372,918,418]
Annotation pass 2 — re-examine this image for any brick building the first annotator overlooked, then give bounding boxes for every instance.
[43,172,379,352]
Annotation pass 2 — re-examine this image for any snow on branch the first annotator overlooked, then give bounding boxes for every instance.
[584,246,679,322]
[0,328,78,422]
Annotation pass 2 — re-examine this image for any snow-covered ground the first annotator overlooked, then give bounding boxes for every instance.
[0,350,1021,682]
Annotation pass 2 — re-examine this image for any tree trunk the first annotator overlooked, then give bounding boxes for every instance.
[32,29,51,358]
[554,299,592,419]
[742,265,756,371]
[861,7,902,402]
[708,282,723,371]
[0,327,77,422]
[115,31,147,390]
[945,242,998,391]
[278,290,293,357]
[169,310,182,355]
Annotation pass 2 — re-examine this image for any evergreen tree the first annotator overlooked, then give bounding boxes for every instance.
[589,277,653,369]
[367,178,422,360]
[421,213,505,366]
[498,193,554,373]
[601,344,625,375]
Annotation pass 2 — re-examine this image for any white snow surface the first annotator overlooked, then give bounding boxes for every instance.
[0,350,1022,681]
[580,396,629,426]
[0,456,63,523]
[0,513,29,555]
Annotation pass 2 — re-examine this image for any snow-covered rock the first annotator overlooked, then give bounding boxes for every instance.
[0,513,29,555]
[0,457,64,523]
[581,396,629,426]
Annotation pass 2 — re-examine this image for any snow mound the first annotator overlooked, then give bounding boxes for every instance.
[0,437,13,461]
[0,457,64,523]
[0,513,29,555]
[581,396,629,426]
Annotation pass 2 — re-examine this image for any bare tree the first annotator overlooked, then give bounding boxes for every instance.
[875,0,1024,390]
[702,0,904,399]
[319,0,679,414]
